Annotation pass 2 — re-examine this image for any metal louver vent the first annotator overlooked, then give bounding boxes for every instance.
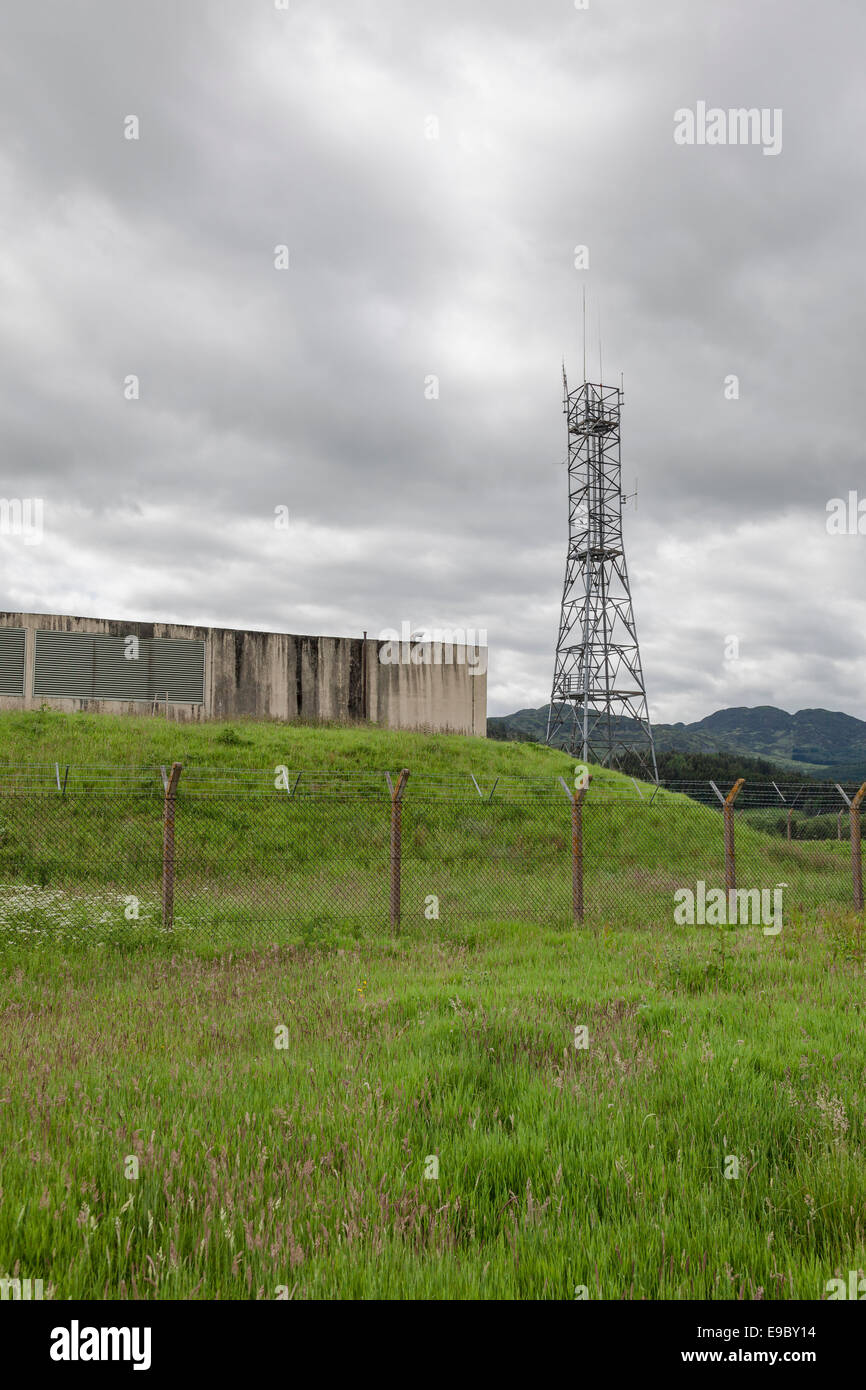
[34,630,94,697]
[34,630,205,704]
[93,635,150,700]
[0,627,26,695]
[149,637,205,704]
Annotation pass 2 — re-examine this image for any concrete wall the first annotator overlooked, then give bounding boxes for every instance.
[0,611,487,737]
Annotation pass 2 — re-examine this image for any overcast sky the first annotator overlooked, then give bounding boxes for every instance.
[1,0,864,723]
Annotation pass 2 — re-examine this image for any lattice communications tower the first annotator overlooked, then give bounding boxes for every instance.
[546,367,658,780]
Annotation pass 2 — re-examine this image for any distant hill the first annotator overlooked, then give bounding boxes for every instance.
[488,704,866,781]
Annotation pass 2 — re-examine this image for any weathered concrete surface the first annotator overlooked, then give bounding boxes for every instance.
[0,612,487,736]
[371,645,486,737]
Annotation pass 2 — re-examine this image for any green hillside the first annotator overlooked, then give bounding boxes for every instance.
[0,710,655,946]
[490,703,866,780]
[0,710,858,948]
[0,707,563,778]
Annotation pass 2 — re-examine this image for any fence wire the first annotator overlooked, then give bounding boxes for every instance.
[0,772,863,941]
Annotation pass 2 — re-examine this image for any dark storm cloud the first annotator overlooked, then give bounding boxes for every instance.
[0,0,864,723]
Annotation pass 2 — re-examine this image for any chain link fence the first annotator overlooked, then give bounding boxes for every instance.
[0,766,864,942]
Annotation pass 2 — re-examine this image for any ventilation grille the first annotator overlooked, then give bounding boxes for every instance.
[0,627,26,695]
[33,631,205,703]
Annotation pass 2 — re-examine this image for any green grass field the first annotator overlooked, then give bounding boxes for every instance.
[0,711,864,1299]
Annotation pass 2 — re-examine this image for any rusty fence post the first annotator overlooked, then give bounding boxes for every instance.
[710,778,744,895]
[572,788,586,923]
[559,776,587,924]
[850,783,866,912]
[834,783,866,912]
[162,762,183,929]
[388,768,410,932]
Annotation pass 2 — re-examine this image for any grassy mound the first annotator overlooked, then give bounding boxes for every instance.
[0,711,857,947]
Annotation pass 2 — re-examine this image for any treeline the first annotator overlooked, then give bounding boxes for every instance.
[619,750,856,835]
[617,748,802,787]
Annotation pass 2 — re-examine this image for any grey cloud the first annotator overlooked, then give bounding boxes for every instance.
[0,0,864,726]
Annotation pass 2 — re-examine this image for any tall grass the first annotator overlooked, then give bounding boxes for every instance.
[0,916,864,1299]
[0,712,863,1300]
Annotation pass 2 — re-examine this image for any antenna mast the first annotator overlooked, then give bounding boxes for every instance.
[545,354,658,780]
